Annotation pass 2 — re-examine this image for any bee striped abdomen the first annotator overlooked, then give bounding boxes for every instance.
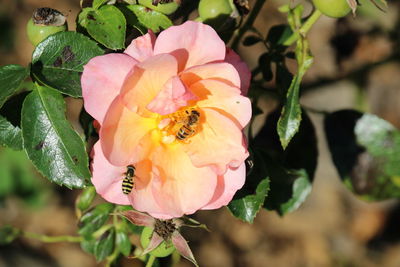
[122,165,135,195]
[176,125,194,140]
[122,176,134,194]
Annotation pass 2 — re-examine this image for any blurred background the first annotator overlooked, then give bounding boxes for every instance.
[1,0,400,266]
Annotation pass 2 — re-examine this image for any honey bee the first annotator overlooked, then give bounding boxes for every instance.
[122,165,135,195]
[175,109,200,141]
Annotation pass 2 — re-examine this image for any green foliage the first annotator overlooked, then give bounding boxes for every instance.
[21,84,91,189]
[228,178,270,223]
[255,109,317,215]
[31,31,104,97]
[277,5,314,149]
[0,116,22,150]
[116,229,132,256]
[0,65,29,107]
[77,186,97,211]
[79,203,114,237]
[125,5,173,33]
[325,110,400,200]
[78,5,126,50]
[0,147,49,207]
[228,148,271,223]
[138,0,181,15]
[94,228,116,261]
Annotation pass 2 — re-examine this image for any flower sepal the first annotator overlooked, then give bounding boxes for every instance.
[122,210,199,266]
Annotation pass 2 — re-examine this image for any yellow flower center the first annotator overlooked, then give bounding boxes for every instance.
[158,106,201,144]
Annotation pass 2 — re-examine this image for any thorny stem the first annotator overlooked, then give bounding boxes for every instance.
[231,0,267,50]
[145,254,157,267]
[22,231,82,243]
[283,9,322,46]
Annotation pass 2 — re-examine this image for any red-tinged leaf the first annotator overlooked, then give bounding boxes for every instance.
[171,232,198,267]
[122,210,155,227]
[141,232,163,255]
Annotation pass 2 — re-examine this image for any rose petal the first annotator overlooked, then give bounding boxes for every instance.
[190,79,252,128]
[147,76,197,115]
[124,31,156,62]
[202,163,246,210]
[180,62,241,89]
[225,48,251,95]
[100,96,158,166]
[120,54,178,116]
[82,54,137,124]
[90,141,130,205]
[150,144,217,218]
[183,108,248,174]
[127,159,172,219]
[154,21,225,71]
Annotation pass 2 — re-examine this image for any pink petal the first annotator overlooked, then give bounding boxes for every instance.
[147,76,197,115]
[183,108,248,174]
[124,31,156,62]
[225,48,251,96]
[100,96,158,166]
[82,54,137,124]
[190,79,252,128]
[128,159,172,219]
[172,232,198,267]
[180,62,241,89]
[122,210,155,227]
[90,142,130,205]
[120,54,178,117]
[141,232,164,255]
[153,21,226,71]
[150,145,217,218]
[202,163,246,210]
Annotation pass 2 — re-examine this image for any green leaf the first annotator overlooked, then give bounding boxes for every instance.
[277,74,302,149]
[266,24,293,47]
[279,170,312,214]
[0,65,28,150]
[0,65,29,108]
[81,238,97,254]
[0,115,22,150]
[21,85,91,188]
[255,108,317,215]
[77,186,97,211]
[126,5,173,33]
[93,0,109,9]
[78,6,126,50]
[31,31,104,97]
[94,228,115,262]
[116,229,132,256]
[228,178,270,223]
[325,110,400,200]
[79,203,114,237]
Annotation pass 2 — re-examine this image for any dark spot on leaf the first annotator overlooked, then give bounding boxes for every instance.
[35,141,45,150]
[62,46,75,62]
[144,7,153,12]
[118,25,121,29]
[53,57,63,67]
[87,14,96,21]
[72,156,79,164]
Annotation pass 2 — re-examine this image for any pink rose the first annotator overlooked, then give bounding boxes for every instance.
[82,21,251,219]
